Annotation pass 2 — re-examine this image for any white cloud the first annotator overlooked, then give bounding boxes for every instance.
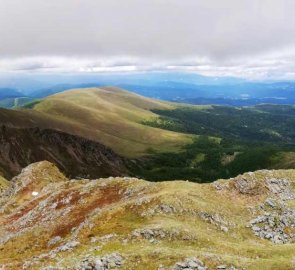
[0,0,294,79]
[1,49,295,80]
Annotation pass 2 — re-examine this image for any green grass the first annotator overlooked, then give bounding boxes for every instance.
[29,87,192,157]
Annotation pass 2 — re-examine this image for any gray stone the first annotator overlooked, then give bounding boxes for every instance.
[216,265,227,270]
[172,257,206,270]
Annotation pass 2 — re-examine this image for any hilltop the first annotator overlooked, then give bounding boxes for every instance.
[30,87,191,157]
[0,87,191,157]
[0,161,295,269]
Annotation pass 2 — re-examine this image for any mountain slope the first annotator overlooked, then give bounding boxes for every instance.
[0,126,128,179]
[0,87,192,180]
[0,161,295,269]
[30,87,192,157]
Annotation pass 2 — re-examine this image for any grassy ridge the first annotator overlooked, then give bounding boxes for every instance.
[29,87,192,157]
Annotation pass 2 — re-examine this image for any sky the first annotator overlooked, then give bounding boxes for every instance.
[0,0,295,80]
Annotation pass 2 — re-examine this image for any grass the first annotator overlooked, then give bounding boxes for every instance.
[23,87,193,157]
[1,162,295,269]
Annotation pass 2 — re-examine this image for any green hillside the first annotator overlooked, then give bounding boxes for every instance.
[139,105,295,181]
[29,87,192,157]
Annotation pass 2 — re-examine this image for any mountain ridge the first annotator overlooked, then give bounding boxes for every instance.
[0,161,295,269]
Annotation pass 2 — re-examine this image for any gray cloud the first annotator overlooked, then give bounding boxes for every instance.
[0,0,294,79]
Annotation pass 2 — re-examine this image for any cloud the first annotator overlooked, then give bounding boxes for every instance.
[0,0,294,79]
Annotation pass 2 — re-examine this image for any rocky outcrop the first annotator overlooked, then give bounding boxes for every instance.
[75,253,124,270]
[247,178,295,244]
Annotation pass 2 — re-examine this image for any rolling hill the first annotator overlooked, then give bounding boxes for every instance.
[1,86,295,182]
[1,161,295,269]
[0,87,193,178]
[0,87,192,157]
[30,87,192,157]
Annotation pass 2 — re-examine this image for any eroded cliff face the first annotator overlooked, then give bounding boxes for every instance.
[0,161,295,270]
[0,126,128,179]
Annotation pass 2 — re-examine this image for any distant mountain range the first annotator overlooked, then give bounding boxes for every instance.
[0,88,23,99]
[0,72,295,107]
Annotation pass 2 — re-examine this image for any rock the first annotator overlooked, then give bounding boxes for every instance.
[233,176,263,195]
[99,234,117,242]
[220,226,229,233]
[216,265,227,270]
[76,253,124,270]
[252,226,261,232]
[264,198,276,208]
[248,203,295,244]
[47,236,62,247]
[199,212,233,229]
[159,204,176,214]
[58,240,80,252]
[172,257,206,270]
[266,178,295,200]
[132,228,167,240]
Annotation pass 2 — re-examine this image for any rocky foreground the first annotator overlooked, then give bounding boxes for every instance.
[0,162,295,270]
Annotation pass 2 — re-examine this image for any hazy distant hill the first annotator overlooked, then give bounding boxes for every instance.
[2,72,295,105]
[0,88,23,99]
